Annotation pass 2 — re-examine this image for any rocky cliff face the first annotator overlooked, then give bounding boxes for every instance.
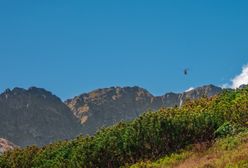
[65,86,156,134]
[0,87,82,147]
[65,85,222,134]
[177,84,223,106]
[0,138,17,154]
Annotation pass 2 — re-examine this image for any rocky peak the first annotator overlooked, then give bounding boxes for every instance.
[1,87,57,100]
[175,85,222,107]
[239,84,248,89]
[0,138,17,154]
[65,86,155,133]
[183,85,222,99]
[0,87,82,147]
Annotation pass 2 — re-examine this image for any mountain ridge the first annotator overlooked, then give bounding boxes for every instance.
[65,84,222,134]
[0,84,224,147]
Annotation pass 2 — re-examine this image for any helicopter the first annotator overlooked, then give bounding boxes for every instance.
[183,68,189,75]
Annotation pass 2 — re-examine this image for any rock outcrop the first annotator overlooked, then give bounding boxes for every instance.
[0,138,17,154]
[0,87,82,147]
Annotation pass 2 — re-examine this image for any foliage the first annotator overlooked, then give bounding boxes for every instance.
[1,86,248,168]
[129,150,192,168]
[131,131,248,168]
[214,122,246,138]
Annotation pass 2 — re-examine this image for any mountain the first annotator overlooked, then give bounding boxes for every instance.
[65,84,222,134]
[0,138,17,154]
[0,87,82,147]
[1,85,247,168]
[0,84,222,147]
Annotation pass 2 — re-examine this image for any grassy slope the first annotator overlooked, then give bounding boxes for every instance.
[130,131,248,168]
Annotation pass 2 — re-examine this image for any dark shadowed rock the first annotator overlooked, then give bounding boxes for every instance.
[0,87,82,147]
[239,84,248,89]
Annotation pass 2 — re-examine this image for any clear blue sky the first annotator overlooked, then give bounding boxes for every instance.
[0,0,248,100]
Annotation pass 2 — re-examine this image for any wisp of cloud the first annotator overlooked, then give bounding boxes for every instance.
[223,64,248,89]
[231,64,248,88]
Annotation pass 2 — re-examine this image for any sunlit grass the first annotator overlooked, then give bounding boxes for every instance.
[130,131,248,168]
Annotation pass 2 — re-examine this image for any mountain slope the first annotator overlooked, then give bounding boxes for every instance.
[65,85,222,134]
[1,86,247,168]
[0,87,82,147]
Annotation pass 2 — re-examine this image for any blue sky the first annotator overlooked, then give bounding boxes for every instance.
[0,0,248,99]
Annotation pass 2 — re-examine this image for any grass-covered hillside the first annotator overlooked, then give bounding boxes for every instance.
[130,130,248,168]
[1,87,248,168]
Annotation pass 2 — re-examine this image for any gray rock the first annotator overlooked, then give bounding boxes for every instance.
[0,138,17,154]
[239,84,247,89]
[0,87,82,147]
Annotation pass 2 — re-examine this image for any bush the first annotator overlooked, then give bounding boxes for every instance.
[214,122,238,138]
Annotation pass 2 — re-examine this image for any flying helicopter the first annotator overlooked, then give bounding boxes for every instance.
[183,68,189,75]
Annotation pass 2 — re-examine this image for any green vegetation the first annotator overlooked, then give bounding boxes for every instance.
[1,87,248,168]
[130,131,248,168]
[129,150,193,168]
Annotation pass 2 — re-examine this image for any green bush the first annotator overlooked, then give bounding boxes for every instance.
[215,122,238,138]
